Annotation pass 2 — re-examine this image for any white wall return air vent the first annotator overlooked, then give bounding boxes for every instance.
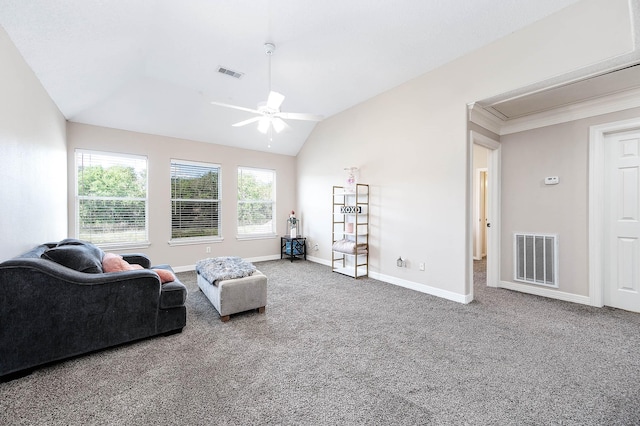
[514,233,558,287]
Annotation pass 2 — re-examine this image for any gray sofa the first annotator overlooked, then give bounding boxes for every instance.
[0,240,187,380]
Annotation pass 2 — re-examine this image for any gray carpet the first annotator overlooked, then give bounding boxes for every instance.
[1,259,640,425]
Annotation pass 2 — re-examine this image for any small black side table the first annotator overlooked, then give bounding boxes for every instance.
[281,236,307,262]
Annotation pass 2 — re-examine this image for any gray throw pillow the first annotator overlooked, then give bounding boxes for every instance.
[41,244,104,273]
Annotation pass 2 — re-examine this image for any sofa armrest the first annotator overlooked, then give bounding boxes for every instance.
[121,253,151,269]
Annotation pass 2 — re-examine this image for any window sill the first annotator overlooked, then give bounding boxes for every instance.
[236,233,278,241]
[97,242,151,251]
[168,237,224,247]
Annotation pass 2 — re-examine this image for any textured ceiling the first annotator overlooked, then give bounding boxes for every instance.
[0,0,581,155]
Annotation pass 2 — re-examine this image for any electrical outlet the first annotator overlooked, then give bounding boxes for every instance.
[206,246,211,253]
[419,262,425,271]
[313,244,319,251]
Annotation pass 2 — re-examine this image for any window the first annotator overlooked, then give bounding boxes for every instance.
[171,160,221,241]
[237,167,276,237]
[75,150,148,247]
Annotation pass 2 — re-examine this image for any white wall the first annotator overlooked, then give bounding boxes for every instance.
[297,0,636,302]
[0,26,67,261]
[66,123,297,269]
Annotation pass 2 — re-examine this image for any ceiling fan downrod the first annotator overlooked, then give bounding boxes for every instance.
[265,42,275,94]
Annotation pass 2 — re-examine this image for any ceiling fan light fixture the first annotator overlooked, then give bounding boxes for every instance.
[257,118,270,134]
[272,117,286,133]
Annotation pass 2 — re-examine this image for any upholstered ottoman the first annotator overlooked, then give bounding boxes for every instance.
[196,257,267,322]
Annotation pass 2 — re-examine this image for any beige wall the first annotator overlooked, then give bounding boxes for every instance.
[297,0,636,301]
[0,26,67,261]
[66,123,297,268]
[501,106,640,297]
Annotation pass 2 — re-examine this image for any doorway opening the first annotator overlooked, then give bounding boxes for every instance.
[469,130,501,301]
[474,167,488,261]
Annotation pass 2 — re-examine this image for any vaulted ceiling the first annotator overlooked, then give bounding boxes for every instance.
[0,0,581,155]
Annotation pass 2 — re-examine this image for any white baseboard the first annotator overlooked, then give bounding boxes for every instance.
[305,258,470,304]
[499,280,592,306]
[247,254,282,263]
[172,264,195,273]
[177,256,470,305]
[372,272,472,304]
[307,255,330,266]
[172,254,281,273]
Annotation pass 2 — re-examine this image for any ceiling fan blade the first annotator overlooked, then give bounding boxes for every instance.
[266,91,285,110]
[211,101,261,115]
[276,112,324,122]
[232,116,263,127]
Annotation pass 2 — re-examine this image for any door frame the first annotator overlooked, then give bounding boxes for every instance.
[589,117,640,307]
[469,131,501,293]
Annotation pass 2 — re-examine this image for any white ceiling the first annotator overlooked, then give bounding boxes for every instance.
[0,0,581,155]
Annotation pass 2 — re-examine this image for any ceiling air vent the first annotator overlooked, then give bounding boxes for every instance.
[217,66,244,79]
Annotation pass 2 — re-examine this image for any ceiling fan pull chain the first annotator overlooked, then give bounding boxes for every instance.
[268,48,272,94]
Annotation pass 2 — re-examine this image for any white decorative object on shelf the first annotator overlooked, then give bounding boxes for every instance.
[287,210,298,238]
[344,167,359,193]
[340,205,362,214]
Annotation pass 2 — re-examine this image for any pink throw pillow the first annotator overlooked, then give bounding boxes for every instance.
[102,252,143,272]
[152,268,176,284]
[103,252,174,284]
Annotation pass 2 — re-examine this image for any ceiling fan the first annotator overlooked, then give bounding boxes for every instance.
[211,43,324,138]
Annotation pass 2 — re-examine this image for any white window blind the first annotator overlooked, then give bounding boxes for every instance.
[75,150,148,246]
[237,167,276,236]
[171,160,221,240]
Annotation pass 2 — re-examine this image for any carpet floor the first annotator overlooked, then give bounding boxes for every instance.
[1,259,639,425]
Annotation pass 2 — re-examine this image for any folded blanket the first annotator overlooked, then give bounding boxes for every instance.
[196,256,256,284]
[332,239,368,255]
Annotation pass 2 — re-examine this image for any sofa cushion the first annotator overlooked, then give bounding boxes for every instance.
[57,238,94,247]
[41,244,104,274]
[57,239,105,268]
[57,239,105,257]
[160,281,187,309]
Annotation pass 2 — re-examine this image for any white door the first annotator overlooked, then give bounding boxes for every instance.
[605,129,640,312]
